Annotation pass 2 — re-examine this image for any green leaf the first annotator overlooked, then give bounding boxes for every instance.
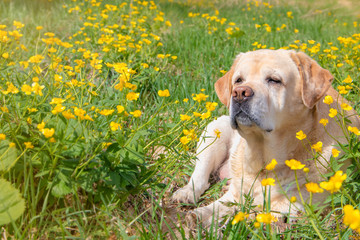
[0,140,18,172]
[51,180,72,198]
[0,178,25,226]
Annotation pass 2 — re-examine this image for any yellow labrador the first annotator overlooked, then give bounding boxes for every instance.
[172,49,360,225]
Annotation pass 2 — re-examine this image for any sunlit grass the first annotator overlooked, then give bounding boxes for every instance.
[1,0,360,238]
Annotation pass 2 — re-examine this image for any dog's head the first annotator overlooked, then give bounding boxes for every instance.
[215,49,333,133]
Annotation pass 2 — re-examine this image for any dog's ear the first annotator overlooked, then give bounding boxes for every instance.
[290,51,333,108]
[215,55,242,108]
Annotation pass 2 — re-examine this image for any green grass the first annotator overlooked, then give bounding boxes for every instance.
[1,0,360,238]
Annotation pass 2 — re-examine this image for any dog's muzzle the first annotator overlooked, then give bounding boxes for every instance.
[230,86,255,128]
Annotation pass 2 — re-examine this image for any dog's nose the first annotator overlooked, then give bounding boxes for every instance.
[232,86,254,102]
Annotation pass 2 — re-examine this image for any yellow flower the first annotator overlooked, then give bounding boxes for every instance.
[21,84,32,95]
[9,142,16,148]
[0,134,6,140]
[158,89,170,97]
[42,128,55,138]
[261,178,275,186]
[323,95,333,105]
[2,52,9,59]
[311,141,323,153]
[13,20,24,29]
[303,167,309,173]
[320,171,346,193]
[51,104,65,114]
[305,182,324,193]
[254,222,261,228]
[130,110,142,117]
[200,111,211,120]
[62,110,75,120]
[206,102,218,111]
[319,118,328,126]
[117,105,125,113]
[24,142,34,149]
[285,159,305,170]
[343,75,352,84]
[27,108,37,113]
[329,108,337,118]
[74,107,86,119]
[348,126,360,135]
[50,98,65,104]
[256,213,277,224]
[31,82,45,96]
[341,103,352,111]
[99,109,115,116]
[180,136,191,145]
[337,86,348,94]
[36,26,43,30]
[49,138,56,143]
[193,93,209,102]
[296,130,306,140]
[343,205,360,231]
[193,112,202,117]
[110,122,121,131]
[37,122,45,131]
[290,196,297,203]
[183,98,189,102]
[126,92,140,101]
[231,212,249,225]
[180,114,191,121]
[214,129,221,138]
[28,54,44,63]
[332,148,340,158]
[265,159,277,170]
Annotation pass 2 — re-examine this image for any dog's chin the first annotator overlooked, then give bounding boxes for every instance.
[231,111,273,133]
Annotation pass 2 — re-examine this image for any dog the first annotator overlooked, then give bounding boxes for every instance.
[171,49,360,226]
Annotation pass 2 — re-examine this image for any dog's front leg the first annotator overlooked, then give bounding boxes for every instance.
[192,190,236,227]
[172,116,234,204]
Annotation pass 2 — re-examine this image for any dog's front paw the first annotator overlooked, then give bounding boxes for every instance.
[171,184,204,204]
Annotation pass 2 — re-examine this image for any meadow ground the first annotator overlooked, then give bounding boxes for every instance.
[1,0,360,239]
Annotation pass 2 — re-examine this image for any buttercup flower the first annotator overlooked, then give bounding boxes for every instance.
[320,171,347,193]
[329,108,338,118]
[290,196,297,203]
[348,126,360,135]
[180,114,191,121]
[126,92,140,101]
[99,109,115,116]
[256,213,277,224]
[261,178,275,186]
[214,129,221,138]
[193,93,208,102]
[117,105,125,113]
[296,130,306,140]
[0,134,6,140]
[24,142,34,149]
[305,182,324,193]
[311,141,323,153]
[341,103,352,111]
[231,212,249,225]
[265,159,277,170]
[130,110,142,117]
[180,136,191,145]
[285,159,305,170]
[332,148,340,158]
[323,95,333,105]
[42,128,55,138]
[343,205,360,232]
[319,118,328,126]
[158,89,170,97]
